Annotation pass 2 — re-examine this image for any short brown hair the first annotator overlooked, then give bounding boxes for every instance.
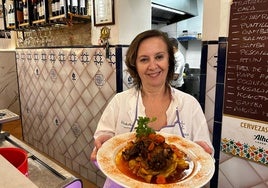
[125,29,175,89]
[169,37,179,49]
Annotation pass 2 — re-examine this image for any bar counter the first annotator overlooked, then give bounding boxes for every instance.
[0,134,82,188]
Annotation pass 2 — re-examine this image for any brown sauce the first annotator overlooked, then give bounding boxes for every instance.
[115,148,191,184]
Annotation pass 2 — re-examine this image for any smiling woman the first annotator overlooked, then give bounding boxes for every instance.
[125,30,175,90]
[136,37,169,89]
[91,29,213,188]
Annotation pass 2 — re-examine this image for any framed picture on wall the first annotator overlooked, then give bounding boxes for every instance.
[93,0,115,26]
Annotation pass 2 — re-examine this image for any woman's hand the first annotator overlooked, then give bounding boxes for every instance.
[195,141,213,155]
[90,134,113,161]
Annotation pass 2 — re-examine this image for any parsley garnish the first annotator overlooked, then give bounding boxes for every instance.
[135,116,156,138]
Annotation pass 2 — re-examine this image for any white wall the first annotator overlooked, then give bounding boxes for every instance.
[117,0,151,44]
[203,0,231,40]
[185,40,202,69]
[91,0,151,45]
[202,0,221,41]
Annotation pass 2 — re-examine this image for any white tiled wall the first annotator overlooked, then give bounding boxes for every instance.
[16,47,119,187]
[204,44,218,138]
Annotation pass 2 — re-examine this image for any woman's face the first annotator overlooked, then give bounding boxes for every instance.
[136,37,169,89]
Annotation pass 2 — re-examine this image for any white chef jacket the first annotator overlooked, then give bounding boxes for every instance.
[170,50,185,88]
[94,86,213,188]
[94,86,212,149]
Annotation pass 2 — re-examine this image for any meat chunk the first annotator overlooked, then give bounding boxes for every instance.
[122,134,174,171]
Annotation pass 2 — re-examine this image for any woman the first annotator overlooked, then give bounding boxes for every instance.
[91,29,213,187]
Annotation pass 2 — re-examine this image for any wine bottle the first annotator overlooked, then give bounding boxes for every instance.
[9,4,15,26]
[59,0,64,14]
[16,0,24,24]
[4,3,8,27]
[7,4,12,27]
[80,0,87,15]
[55,0,60,16]
[67,0,71,13]
[52,0,59,16]
[39,0,44,19]
[23,0,28,23]
[32,0,38,21]
[71,0,78,14]
[51,0,55,16]
[36,0,40,19]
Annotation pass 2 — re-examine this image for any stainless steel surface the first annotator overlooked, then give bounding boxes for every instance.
[0,135,82,188]
[151,1,196,24]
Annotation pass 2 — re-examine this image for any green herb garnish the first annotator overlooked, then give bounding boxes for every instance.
[135,116,156,138]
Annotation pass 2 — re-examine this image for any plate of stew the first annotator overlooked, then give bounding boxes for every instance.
[97,132,215,188]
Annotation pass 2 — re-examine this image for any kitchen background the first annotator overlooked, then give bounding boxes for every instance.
[0,0,268,187]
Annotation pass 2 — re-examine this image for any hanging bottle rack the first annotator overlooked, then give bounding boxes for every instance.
[1,0,91,30]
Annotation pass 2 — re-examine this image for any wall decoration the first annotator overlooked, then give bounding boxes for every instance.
[49,52,56,64]
[93,0,115,26]
[50,67,57,81]
[71,70,79,82]
[34,52,39,63]
[69,51,78,64]
[35,67,40,76]
[94,49,104,67]
[94,73,105,87]
[58,53,66,64]
[27,53,32,62]
[80,51,90,64]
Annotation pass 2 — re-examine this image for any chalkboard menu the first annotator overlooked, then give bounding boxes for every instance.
[224,0,268,123]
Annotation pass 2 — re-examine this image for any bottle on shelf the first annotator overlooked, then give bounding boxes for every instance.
[16,0,24,24]
[79,0,87,15]
[67,0,71,13]
[60,0,65,14]
[71,0,78,14]
[23,0,29,23]
[32,0,39,21]
[39,0,45,20]
[7,4,11,27]
[52,0,58,16]
[8,4,15,27]
[4,3,8,27]
[55,0,60,16]
[51,0,55,16]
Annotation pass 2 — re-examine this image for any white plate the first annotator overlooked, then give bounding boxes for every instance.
[97,132,215,188]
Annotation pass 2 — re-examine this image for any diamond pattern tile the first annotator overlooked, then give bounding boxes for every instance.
[16,47,118,185]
